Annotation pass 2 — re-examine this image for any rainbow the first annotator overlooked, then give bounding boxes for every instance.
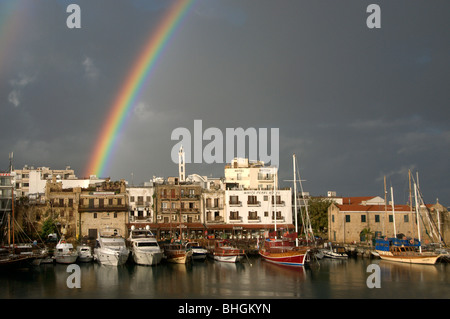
[84,0,195,177]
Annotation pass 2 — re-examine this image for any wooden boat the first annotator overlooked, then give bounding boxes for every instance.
[375,238,441,265]
[209,240,245,263]
[259,238,309,267]
[162,243,192,264]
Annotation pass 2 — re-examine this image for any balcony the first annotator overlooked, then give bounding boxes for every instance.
[79,205,128,212]
[228,201,242,207]
[247,216,261,223]
[229,215,242,223]
[247,201,260,207]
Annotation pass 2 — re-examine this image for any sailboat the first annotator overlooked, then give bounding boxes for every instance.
[375,183,442,265]
[259,155,310,267]
[0,177,34,268]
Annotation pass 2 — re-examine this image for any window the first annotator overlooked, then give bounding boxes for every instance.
[99,199,104,208]
[345,215,351,223]
[247,195,257,205]
[389,215,393,223]
[130,196,135,202]
[114,213,117,218]
[68,199,73,207]
[109,198,113,205]
[264,196,268,201]
[94,213,97,219]
[248,211,258,220]
[230,211,239,220]
[117,198,122,205]
[264,211,269,217]
[229,195,239,204]
[375,215,380,223]
[404,215,409,222]
[361,215,366,223]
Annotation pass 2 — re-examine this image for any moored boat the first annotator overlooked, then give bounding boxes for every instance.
[322,243,348,259]
[94,228,129,266]
[259,238,310,267]
[162,243,192,264]
[375,237,441,265]
[128,227,163,266]
[185,242,208,260]
[54,238,78,264]
[77,244,94,263]
[209,240,245,263]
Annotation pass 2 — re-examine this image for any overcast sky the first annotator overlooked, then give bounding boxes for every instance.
[1,0,449,205]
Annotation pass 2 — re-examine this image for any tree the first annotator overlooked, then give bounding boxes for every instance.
[299,197,332,238]
[40,217,58,240]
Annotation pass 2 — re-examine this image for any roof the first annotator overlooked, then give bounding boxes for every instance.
[335,203,412,212]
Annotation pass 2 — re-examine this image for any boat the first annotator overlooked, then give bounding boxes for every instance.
[77,244,94,263]
[94,228,129,266]
[375,237,442,265]
[210,240,245,263]
[54,238,78,264]
[185,241,208,260]
[374,182,441,265]
[162,242,192,264]
[258,154,314,267]
[259,238,310,266]
[128,226,163,266]
[322,243,348,259]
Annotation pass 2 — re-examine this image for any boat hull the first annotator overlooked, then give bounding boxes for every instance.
[55,254,78,264]
[213,254,244,263]
[376,251,441,265]
[132,250,163,266]
[259,250,307,267]
[95,248,129,266]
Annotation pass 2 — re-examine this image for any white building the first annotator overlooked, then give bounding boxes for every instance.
[127,186,154,224]
[13,165,104,199]
[224,158,277,190]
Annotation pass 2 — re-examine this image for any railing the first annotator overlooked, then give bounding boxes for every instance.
[247,201,260,207]
[79,205,128,212]
[229,201,242,207]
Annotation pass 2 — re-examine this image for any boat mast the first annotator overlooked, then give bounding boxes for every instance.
[413,183,422,253]
[293,154,298,247]
[273,167,277,240]
[390,186,397,239]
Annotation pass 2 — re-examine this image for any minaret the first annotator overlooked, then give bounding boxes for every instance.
[178,145,185,182]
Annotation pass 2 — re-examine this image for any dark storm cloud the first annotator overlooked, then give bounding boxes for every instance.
[1,0,449,204]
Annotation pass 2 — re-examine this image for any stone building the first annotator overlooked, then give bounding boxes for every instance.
[153,177,203,239]
[328,196,423,244]
[42,179,128,241]
[78,180,128,240]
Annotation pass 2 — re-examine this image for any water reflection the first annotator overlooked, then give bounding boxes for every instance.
[0,257,448,299]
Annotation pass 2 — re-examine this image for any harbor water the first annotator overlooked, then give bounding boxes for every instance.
[0,256,449,299]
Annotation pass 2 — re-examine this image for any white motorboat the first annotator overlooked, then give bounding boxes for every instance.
[94,228,129,266]
[322,243,348,259]
[185,242,208,260]
[54,238,78,264]
[77,244,94,262]
[128,226,163,266]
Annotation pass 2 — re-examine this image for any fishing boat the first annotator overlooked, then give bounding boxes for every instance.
[54,238,78,264]
[162,242,192,264]
[94,228,129,266]
[210,240,245,263]
[375,237,441,265]
[185,241,208,260]
[128,226,163,266]
[77,244,94,263]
